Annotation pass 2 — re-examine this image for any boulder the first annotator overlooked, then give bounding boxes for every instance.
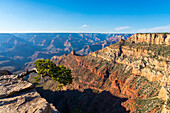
[0,75,59,113]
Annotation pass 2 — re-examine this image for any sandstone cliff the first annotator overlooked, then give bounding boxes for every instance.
[130,33,170,45]
[0,75,59,113]
[49,36,170,113]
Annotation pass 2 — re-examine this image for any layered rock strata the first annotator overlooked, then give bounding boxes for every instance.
[130,33,170,45]
[0,75,59,113]
[50,37,169,113]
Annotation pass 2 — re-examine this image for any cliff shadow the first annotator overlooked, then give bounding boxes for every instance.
[36,87,130,113]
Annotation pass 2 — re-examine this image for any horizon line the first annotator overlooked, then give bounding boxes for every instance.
[0,31,134,34]
[0,31,169,34]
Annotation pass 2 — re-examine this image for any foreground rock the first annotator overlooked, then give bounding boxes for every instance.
[0,75,59,113]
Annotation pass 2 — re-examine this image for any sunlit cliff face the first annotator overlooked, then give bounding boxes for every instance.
[44,33,169,113]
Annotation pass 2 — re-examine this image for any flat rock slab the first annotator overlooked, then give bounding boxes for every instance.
[0,75,59,113]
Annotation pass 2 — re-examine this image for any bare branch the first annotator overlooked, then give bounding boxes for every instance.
[13,68,38,79]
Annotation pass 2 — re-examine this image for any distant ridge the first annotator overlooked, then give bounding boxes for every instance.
[0,33,132,72]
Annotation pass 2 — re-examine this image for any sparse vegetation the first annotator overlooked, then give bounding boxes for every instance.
[34,58,73,88]
[135,98,164,113]
[167,99,170,109]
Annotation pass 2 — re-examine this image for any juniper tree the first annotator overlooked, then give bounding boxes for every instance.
[15,58,73,89]
[34,59,73,88]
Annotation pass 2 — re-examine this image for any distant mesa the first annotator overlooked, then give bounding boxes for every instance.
[130,33,170,45]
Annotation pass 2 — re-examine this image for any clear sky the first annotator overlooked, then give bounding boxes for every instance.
[0,0,170,33]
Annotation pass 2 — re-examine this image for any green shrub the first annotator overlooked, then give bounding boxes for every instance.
[34,58,73,88]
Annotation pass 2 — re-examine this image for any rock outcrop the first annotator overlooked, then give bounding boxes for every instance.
[49,36,170,113]
[0,75,59,113]
[130,33,170,45]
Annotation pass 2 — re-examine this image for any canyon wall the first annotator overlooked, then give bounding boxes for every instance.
[48,39,170,112]
[130,33,170,45]
[50,36,169,113]
[26,33,170,113]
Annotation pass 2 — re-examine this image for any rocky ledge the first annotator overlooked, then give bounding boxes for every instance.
[0,75,59,113]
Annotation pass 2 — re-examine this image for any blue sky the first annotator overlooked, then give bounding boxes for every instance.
[0,0,170,33]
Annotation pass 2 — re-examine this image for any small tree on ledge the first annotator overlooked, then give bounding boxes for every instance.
[34,58,73,88]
